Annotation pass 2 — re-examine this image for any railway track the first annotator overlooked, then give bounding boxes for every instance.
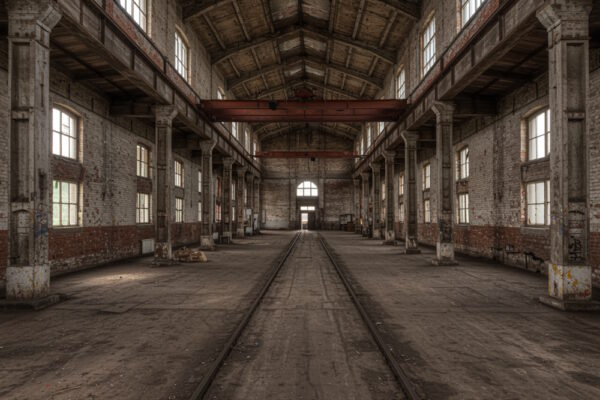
[189,231,419,400]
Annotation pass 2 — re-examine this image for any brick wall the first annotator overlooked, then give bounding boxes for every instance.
[261,132,354,230]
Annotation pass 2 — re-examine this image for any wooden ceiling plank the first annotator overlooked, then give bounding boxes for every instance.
[203,14,226,50]
[352,0,367,40]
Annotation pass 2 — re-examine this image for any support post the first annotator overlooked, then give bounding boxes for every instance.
[536,0,598,310]
[235,166,247,238]
[246,173,255,235]
[153,106,178,262]
[221,157,233,244]
[360,172,370,236]
[5,0,62,303]
[383,151,396,244]
[353,177,361,233]
[254,177,261,233]
[432,101,458,265]
[200,139,216,250]
[370,162,382,239]
[401,131,421,254]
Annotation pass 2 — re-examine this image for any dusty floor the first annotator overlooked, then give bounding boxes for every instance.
[321,231,600,400]
[2,230,600,400]
[205,231,403,400]
[0,232,294,400]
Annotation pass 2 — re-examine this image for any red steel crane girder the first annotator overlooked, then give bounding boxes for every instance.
[255,151,360,159]
[199,100,406,123]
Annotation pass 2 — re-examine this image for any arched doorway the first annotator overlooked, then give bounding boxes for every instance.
[297,181,318,230]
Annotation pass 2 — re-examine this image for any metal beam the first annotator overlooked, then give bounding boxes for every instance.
[259,125,356,142]
[255,150,358,158]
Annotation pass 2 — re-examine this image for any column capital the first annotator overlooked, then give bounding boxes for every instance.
[401,130,419,145]
[431,101,455,121]
[199,139,216,154]
[536,0,592,34]
[153,105,178,124]
[222,157,234,169]
[360,171,370,180]
[383,150,396,162]
[369,161,382,172]
[7,0,62,38]
[236,165,248,176]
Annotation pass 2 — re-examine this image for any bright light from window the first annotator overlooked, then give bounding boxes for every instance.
[422,16,436,75]
[397,68,406,99]
[461,0,485,27]
[175,31,189,81]
[297,181,318,197]
[118,0,147,31]
[52,108,78,160]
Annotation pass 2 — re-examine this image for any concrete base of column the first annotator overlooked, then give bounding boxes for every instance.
[539,265,600,310]
[222,231,232,244]
[5,265,52,301]
[432,242,458,266]
[200,235,215,250]
[372,228,381,239]
[383,230,395,245]
[236,228,245,238]
[403,238,421,254]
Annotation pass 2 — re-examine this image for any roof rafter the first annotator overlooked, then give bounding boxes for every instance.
[249,78,360,100]
[212,25,396,66]
[228,55,384,91]
[259,125,357,142]
[376,0,420,21]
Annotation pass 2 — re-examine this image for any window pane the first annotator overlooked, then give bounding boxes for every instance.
[53,204,60,226]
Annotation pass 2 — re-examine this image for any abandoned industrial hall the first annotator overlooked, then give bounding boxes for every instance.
[1,0,600,398]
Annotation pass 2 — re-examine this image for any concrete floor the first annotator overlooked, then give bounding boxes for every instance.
[321,231,600,400]
[0,232,294,400]
[2,230,600,400]
[205,231,403,400]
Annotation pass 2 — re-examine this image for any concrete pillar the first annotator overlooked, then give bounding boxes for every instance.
[5,1,62,302]
[370,162,382,239]
[383,151,396,244]
[221,157,233,243]
[253,177,261,233]
[353,177,361,233]
[200,139,216,249]
[401,131,421,254]
[432,101,458,265]
[246,173,255,235]
[235,166,247,238]
[360,172,370,236]
[153,106,177,262]
[289,178,297,229]
[537,1,597,310]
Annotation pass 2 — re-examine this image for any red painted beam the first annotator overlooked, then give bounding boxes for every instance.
[255,151,360,159]
[198,100,406,123]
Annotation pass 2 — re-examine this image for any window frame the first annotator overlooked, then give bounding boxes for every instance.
[174,160,184,188]
[174,29,189,82]
[460,0,485,28]
[399,174,404,196]
[397,68,406,100]
[526,180,550,226]
[422,163,431,191]
[198,170,202,193]
[424,199,431,223]
[117,0,148,32]
[422,14,436,76]
[198,201,202,222]
[136,192,151,224]
[52,180,80,227]
[457,193,470,224]
[52,107,79,161]
[297,181,318,198]
[175,197,184,223]
[136,144,151,178]
[527,109,551,161]
[456,146,469,180]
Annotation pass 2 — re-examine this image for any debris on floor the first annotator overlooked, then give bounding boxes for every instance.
[173,247,208,263]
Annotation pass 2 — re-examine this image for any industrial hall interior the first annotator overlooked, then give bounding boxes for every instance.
[1,0,600,399]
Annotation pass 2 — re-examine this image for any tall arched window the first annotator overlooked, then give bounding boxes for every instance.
[297,181,318,197]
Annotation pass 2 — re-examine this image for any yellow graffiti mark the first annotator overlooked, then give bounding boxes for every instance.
[567,270,572,280]
[572,279,578,288]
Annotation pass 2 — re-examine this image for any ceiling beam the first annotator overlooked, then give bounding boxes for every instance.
[250,78,361,100]
[212,25,396,66]
[232,0,251,41]
[259,125,356,142]
[352,0,367,40]
[227,54,384,91]
[376,0,420,21]
[183,0,233,22]
[253,121,361,136]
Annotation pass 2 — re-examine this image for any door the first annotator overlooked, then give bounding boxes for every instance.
[301,213,309,230]
[308,212,316,230]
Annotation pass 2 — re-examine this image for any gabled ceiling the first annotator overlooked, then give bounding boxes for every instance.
[181,0,420,140]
